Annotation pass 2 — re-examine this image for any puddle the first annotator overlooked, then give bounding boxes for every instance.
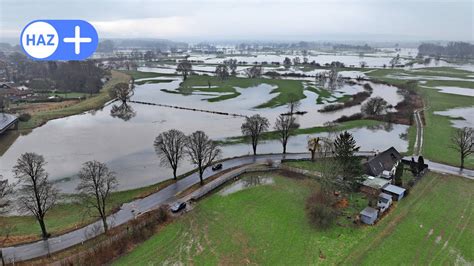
[219,175,275,196]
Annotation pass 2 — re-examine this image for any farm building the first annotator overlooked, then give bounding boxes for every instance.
[382,184,406,201]
[365,147,402,178]
[360,175,391,196]
[360,207,378,225]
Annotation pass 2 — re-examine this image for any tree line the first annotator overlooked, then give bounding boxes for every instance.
[418,42,474,59]
[1,52,106,94]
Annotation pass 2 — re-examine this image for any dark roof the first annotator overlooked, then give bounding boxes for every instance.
[365,147,402,177]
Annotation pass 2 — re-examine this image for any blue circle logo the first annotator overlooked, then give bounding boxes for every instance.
[20,20,99,61]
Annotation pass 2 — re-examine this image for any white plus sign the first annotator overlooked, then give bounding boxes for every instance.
[63,26,92,55]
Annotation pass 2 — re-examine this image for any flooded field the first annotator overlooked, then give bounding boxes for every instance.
[435,107,474,128]
[0,71,405,192]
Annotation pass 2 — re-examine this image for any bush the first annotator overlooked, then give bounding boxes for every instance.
[306,193,337,229]
[319,103,344,112]
[334,113,364,123]
[18,113,31,122]
[156,205,169,223]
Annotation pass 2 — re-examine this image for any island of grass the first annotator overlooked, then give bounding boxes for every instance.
[114,171,473,265]
[165,75,307,108]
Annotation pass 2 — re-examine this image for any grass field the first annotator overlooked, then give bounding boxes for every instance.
[18,70,130,130]
[0,178,176,245]
[115,171,473,265]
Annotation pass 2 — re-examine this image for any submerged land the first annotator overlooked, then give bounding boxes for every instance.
[0,41,473,264]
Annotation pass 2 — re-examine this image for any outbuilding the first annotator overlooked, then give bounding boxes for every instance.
[382,184,406,201]
[360,207,378,225]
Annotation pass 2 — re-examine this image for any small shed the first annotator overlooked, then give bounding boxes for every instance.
[360,207,378,225]
[360,175,391,196]
[382,184,406,201]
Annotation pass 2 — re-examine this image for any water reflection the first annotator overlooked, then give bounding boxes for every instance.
[0,72,405,193]
[110,103,137,121]
[219,175,274,196]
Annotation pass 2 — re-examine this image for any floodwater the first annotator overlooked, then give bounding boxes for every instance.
[219,175,275,196]
[435,107,474,128]
[429,86,474,97]
[188,53,408,68]
[0,71,404,193]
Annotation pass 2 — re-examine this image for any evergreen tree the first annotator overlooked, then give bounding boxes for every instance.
[334,131,362,190]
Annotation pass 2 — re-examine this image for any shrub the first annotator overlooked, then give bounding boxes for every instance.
[319,103,344,112]
[156,205,169,223]
[306,193,337,229]
[334,113,364,123]
[18,113,31,122]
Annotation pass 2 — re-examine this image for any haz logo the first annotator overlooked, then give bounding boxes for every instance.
[20,20,99,60]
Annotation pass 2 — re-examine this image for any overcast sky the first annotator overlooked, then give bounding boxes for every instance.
[1,0,472,42]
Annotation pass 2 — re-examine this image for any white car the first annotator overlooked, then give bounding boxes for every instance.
[377,192,393,213]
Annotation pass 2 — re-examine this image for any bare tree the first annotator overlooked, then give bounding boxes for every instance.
[359,61,367,68]
[109,81,134,103]
[154,129,187,180]
[76,161,118,233]
[13,153,58,239]
[283,57,292,68]
[307,137,321,161]
[215,64,229,80]
[224,59,238,75]
[450,127,473,169]
[0,175,12,215]
[287,94,302,115]
[177,60,192,80]
[274,115,299,154]
[361,97,388,116]
[186,131,221,185]
[241,114,270,155]
[317,157,347,195]
[245,65,263,78]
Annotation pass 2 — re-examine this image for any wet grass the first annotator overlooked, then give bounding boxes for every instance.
[175,75,306,108]
[114,174,369,265]
[0,178,176,245]
[283,160,327,172]
[306,86,351,104]
[115,172,473,265]
[347,172,474,265]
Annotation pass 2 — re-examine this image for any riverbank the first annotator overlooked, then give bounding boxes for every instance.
[18,70,130,130]
[218,119,383,145]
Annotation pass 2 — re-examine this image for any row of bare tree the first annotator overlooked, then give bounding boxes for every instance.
[0,154,118,239]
